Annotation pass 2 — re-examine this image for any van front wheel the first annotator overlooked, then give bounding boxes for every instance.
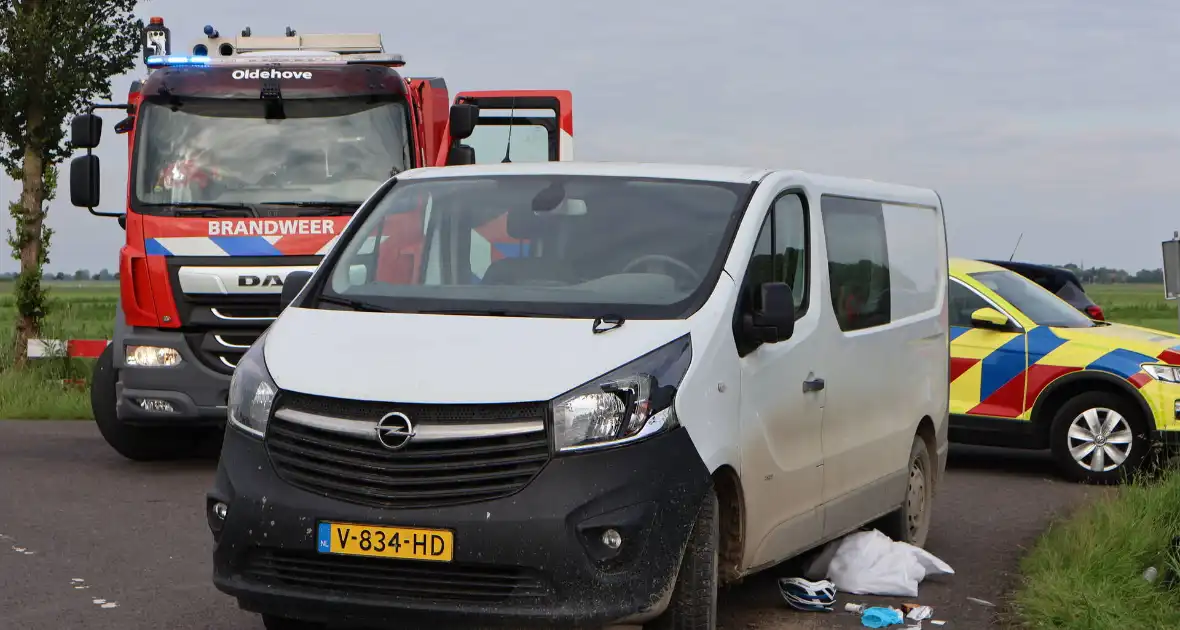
[648,486,719,630]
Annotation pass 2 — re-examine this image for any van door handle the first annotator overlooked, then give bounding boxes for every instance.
[803,378,825,393]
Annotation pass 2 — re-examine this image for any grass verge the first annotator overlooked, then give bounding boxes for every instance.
[0,315,97,420]
[0,363,93,419]
[1014,466,1180,630]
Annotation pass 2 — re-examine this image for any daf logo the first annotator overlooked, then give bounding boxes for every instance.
[375,412,415,451]
[239,274,284,287]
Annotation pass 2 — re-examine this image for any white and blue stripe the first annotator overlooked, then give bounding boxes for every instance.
[144,236,341,257]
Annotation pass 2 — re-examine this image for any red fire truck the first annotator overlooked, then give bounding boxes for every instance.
[67,18,574,461]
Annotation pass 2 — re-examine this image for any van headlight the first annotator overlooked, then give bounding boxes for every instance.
[227,335,277,439]
[551,335,692,453]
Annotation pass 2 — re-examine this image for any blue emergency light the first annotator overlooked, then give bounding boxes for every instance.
[145,55,212,68]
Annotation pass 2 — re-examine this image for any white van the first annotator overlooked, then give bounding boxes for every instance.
[207,162,949,630]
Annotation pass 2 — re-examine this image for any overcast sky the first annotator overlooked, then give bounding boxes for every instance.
[1,0,1177,275]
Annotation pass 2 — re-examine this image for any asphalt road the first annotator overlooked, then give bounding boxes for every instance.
[0,421,1108,630]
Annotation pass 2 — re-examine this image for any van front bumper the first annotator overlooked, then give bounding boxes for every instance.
[208,423,713,628]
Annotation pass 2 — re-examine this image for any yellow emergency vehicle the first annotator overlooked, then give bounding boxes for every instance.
[949,257,1180,483]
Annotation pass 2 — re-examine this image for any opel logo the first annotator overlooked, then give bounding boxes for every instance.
[375,412,415,451]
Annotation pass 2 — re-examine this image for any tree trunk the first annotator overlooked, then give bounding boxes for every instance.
[12,107,46,368]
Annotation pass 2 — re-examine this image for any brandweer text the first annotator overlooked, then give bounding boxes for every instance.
[208,220,337,236]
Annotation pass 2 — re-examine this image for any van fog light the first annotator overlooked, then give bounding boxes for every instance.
[126,345,182,367]
[207,499,230,537]
[602,529,623,550]
[138,398,175,413]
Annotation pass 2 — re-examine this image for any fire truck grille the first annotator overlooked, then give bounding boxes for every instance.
[181,296,283,375]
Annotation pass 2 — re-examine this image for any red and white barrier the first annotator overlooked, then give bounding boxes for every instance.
[27,339,111,359]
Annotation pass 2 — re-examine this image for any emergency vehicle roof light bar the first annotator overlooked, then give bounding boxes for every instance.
[183,27,400,65]
[144,51,406,69]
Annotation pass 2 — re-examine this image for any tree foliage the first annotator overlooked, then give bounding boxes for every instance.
[0,0,143,172]
[0,0,142,364]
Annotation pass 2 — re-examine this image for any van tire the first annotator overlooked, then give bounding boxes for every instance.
[877,434,933,548]
[647,486,719,630]
[91,343,196,462]
[261,614,325,630]
[1049,390,1149,484]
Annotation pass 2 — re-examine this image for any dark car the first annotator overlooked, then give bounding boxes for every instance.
[981,259,1104,321]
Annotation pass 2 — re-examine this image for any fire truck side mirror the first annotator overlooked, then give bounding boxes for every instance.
[447,145,476,166]
[280,271,314,310]
[449,104,479,141]
[71,114,103,149]
[70,155,101,208]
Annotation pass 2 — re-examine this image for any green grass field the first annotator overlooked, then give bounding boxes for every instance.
[3,279,1180,629]
[1086,283,1178,334]
[0,280,119,419]
[0,279,1172,340]
[0,279,1176,420]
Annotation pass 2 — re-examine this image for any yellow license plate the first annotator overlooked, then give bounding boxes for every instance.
[316,521,454,562]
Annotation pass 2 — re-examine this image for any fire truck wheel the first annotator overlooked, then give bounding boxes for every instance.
[91,343,199,462]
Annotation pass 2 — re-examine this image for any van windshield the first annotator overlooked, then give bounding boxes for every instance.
[312,174,751,319]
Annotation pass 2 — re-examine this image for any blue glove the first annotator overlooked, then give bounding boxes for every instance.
[861,606,904,628]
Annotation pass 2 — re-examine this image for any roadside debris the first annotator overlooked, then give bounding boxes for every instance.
[860,606,904,628]
[966,596,995,607]
[841,601,938,627]
[817,529,954,597]
[778,577,837,612]
[904,604,933,621]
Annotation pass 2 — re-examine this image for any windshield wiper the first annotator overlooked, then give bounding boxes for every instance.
[416,308,537,317]
[140,202,256,217]
[262,201,361,207]
[593,315,625,334]
[316,295,388,312]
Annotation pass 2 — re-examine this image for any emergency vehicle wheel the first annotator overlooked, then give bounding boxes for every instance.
[91,343,197,462]
[647,485,718,630]
[876,434,933,548]
[261,614,325,630]
[1049,390,1150,485]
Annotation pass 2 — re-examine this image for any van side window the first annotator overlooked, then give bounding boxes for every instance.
[773,193,809,315]
[948,280,991,327]
[746,213,775,289]
[820,196,891,331]
[741,192,810,316]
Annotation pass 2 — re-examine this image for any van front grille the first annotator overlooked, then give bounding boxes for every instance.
[265,394,552,509]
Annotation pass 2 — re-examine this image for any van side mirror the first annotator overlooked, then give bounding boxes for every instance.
[70,155,100,208]
[743,282,796,344]
[970,307,1014,331]
[446,144,476,166]
[71,114,103,149]
[449,103,479,140]
[279,270,313,310]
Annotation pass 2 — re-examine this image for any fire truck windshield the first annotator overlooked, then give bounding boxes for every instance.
[132,97,411,214]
